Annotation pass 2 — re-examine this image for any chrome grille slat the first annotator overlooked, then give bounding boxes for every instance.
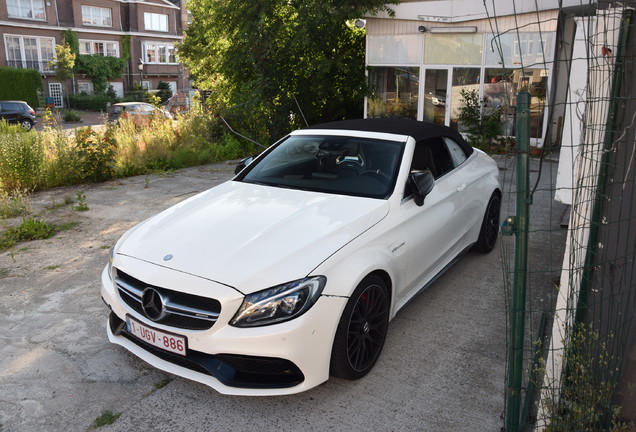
[114,272,221,330]
[165,304,219,321]
[116,278,143,300]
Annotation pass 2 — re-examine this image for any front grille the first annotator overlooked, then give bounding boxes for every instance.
[109,312,304,389]
[114,269,221,330]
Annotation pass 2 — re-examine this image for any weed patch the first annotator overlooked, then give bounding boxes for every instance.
[73,191,89,211]
[0,218,57,251]
[91,410,121,428]
[154,378,172,389]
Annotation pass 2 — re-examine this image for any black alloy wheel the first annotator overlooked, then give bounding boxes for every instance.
[474,192,501,253]
[330,274,390,380]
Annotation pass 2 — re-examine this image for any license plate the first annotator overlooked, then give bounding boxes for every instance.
[126,316,187,356]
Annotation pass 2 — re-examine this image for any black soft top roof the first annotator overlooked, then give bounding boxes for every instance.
[308,118,473,157]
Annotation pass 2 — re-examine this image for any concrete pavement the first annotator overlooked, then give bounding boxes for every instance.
[0,156,566,431]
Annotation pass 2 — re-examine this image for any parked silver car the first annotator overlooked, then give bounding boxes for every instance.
[108,102,173,123]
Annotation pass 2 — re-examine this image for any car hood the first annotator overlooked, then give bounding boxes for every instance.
[117,181,389,292]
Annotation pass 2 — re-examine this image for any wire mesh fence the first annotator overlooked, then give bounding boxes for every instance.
[486,2,636,430]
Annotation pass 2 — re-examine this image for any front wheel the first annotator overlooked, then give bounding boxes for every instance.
[330,274,390,380]
[20,119,33,131]
[473,192,501,253]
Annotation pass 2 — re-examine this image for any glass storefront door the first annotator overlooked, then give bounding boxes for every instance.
[423,69,448,125]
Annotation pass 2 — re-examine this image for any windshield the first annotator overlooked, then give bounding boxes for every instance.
[238,135,404,199]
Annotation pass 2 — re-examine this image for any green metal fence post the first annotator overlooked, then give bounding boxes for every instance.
[505,91,531,431]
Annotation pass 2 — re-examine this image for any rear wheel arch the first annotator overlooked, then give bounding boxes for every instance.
[473,189,502,253]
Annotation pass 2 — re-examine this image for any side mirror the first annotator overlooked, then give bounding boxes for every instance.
[234,156,254,174]
[409,170,435,206]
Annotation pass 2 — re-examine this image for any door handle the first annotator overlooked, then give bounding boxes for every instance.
[456,184,466,192]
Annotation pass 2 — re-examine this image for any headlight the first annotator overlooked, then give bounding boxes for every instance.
[107,246,116,279]
[230,276,326,328]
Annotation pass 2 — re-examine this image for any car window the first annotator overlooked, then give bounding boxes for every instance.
[403,137,456,199]
[444,137,468,167]
[0,103,6,112]
[238,135,404,199]
[410,138,454,179]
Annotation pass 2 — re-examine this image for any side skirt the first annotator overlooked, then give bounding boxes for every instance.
[395,242,476,313]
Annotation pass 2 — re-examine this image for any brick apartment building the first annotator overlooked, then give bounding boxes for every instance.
[0,0,189,107]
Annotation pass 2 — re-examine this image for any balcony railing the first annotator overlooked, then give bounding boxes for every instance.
[6,60,54,73]
[141,63,181,77]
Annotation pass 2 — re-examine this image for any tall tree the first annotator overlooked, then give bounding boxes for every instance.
[50,43,76,109]
[178,0,397,144]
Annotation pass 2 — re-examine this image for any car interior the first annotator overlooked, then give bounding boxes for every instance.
[240,136,403,199]
[404,137,459,198]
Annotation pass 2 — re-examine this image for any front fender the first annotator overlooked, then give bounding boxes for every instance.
[312,240,401,319]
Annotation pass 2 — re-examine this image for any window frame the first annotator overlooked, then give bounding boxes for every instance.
[7,0,46,21]
[144,12,169,32]
[78,39,119,57]
[81,5,112,27]
[77,81,94,94]
[4,34,55,72]
[143,42,178,64]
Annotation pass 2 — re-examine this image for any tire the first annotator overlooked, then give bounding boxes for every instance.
[473,192,501,253]
[330,274,390,380]
[20,119,33,131]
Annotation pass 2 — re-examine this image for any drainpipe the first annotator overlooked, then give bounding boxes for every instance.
[53,0,59,26]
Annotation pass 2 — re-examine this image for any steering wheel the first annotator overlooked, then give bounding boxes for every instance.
[360,169,390,182]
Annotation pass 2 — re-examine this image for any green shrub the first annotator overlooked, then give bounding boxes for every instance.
[0,119,27,134]
[0,67,43,107]
[63,110,82,122]
[69,93,111,111]
[74,127,116,182]
[41,128,82,187]
[457,89,503,151]
[0,130,45,192]
[156,81,173,104]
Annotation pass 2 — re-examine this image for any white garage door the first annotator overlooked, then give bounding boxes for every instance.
[108,82,124,98]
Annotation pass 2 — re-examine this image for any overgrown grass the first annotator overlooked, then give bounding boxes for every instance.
[0,103,257,195]
[0,189,31,218]
[0,124,45,191]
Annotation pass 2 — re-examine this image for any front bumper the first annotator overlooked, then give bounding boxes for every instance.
[101,262,347,396]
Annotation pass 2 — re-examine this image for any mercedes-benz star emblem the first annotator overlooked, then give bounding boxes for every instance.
[163,254,173,261]
[141,288,166,321]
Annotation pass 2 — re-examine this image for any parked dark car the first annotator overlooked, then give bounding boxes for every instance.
[0,100,37,131]
[108,102,173,123]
